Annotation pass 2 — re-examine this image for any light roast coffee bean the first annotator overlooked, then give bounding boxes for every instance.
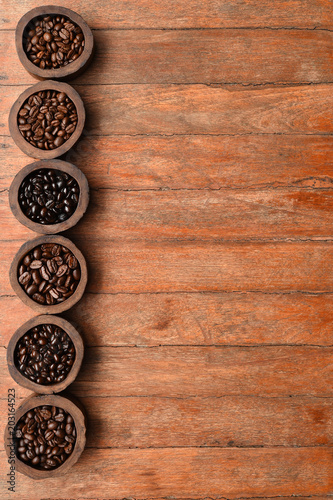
[18,243,81,305]
[15,405,76,470]
[24,14,85,70]
[18,90,78,151]
[14,324,76,385]
[19,168,80,225]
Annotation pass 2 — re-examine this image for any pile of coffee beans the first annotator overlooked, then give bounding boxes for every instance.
[15,405,76,469]
[19,168,80,225]
[24,15,85,69]
[18,243,81,305]
[18,90,78,150]
[14,324,76,385]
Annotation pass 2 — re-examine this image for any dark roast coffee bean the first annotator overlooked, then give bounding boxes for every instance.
[14,324,76,385]
[17,90,78,150]
[18,243,81,305]
[14,406,76,470]
[19,168,80,225]
[23,15,85,70]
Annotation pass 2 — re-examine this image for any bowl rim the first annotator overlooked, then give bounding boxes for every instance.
[15,5,94,81]
[9,159,89,234]
[7,314,84,394]
[4,393,86,479]
[9,234,88,314]
[8,80,85,160]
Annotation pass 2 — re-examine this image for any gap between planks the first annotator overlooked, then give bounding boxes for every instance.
[1,27,333,31]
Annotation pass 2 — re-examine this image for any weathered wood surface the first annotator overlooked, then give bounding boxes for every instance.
[1,239,333,295]
[3,188,333,241]
[1,0,332,29]
[1,135,333,192]
[0,447,332,500]
[1,84,333,136]
[1,394,333,448]
[2,346,333,398]
[2,291,333,347]
[1,0,333,498]
[1,29,333,85]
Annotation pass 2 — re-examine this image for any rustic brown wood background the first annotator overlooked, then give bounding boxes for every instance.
[1,1,333,499]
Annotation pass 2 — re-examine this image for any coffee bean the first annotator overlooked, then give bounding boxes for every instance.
[56,264,68,277]
[19,168,80,225]
[18,271,31,285]
[54,413,65,423]
[65,423,73,435]
[14,405,76,470]
[40,265,51,281]
[73,268,81,281]
[17,90,78,150]
[24,433,34,441]
[26,284,38,296]
[44,429,54,441]
[26,449,35,460]
[24,14,85,70]
[30,260,43,269]
[18,243,81,305]
[14,324,76,386]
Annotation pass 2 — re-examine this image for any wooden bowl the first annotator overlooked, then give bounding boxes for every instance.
[7,315,84,394]
[9,159,89,234]
[4,393,86,479]
[9,80,85,160]
[16,5,94,81]
[10,235,88,314]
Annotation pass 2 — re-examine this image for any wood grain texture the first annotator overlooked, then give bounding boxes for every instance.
[2,346,333,398]
[2,291,333,347]
[1,0,333,497]
[0,0,332,29]
[1,395,332,449]
[1,240,333,295]
[73,188,333,240]
[3,187,333,241]
[66,240,333,293]
[1,29,333,85]
[71,346,333,398]
[0,447,332,500]
[1,135,333,192]
[71,395,333,449]
[1,84,333,136]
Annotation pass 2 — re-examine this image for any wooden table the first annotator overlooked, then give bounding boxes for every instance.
[1,1,333,498]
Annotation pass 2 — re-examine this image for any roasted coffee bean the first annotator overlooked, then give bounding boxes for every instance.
[17,90,78,150]
[14,406,76,470]
[14,323,76,385]
[24,14,85,70]
[19,168,80,225]
[18,271,31,285]
[18,243,81,305]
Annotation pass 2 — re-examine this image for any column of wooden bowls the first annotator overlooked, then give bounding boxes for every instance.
[5,6,95,479]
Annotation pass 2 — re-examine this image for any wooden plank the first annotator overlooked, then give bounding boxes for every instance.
[1,395,332,449]
[71,346,333,398]
[78,240,333,294]
[1,29,333,85]
[1,132,333,189]
[3,188,333,241]
[0,0,332,29]
[1,240,333,295]
[64,395,333,449]
[1,84,333,136]
[0,447,332,499]
[2,291,333,347]
[1,135,333,192]
[2,346,332,398]
[74,189,333,240]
